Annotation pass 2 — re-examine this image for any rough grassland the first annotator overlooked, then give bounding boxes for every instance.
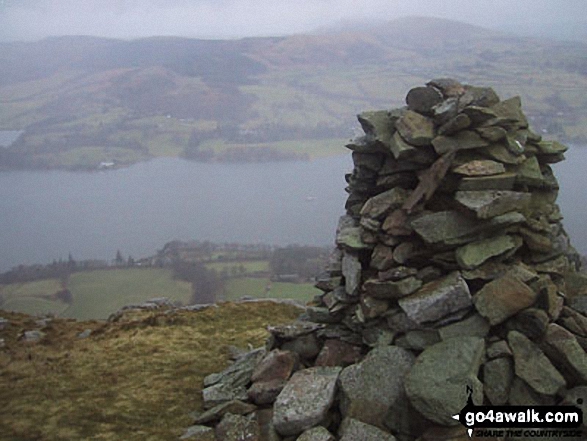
[63,269,192,320]
[0,301,303,440]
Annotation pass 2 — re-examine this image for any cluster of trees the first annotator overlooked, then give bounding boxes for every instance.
[269,245,329,281]
[171,259,223,304]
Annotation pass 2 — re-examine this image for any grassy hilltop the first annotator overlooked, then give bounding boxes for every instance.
[0,301,303,440]
[1,17,586,170]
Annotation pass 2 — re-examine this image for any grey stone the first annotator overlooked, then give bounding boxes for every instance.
[438,313,490,340]
[352,151,384,171]
[457,172,517,191]
[22,330,45,343]
[339,418,397,441]
[339,346,415,429]
[411,210,525,246]
[475,126,507,142]
[252,350,298,383]
[193,400,257,425]
[432,130,489,155]
[378,265,418,282]
[361,326,396,348]
[534,255,570,276]
[342,251,362,296]
[359,295,389,320]
[255,409,280,441]
[484,143,526,165]
[460,86,500,108]
[370,245,394,271]
[272,367,341,436]
[452,159,505,176]
[505,308,549,340]
[454,190,531,219]
[486,340,512,359]
[180,425,216,440]
[385,308,421,333]
[357,110,395,148]
[268,323,324,340]
[77,329,92,339]
[396,110,435,146]
[405,337,485,426]
[437,113,471,136]
[427,78,465,97]
[314,339,362,367]
[432,97,459,124]
[297,426,336,441]
[336,215,372,251]
[363,277,422,300]
[508,377,557,407]
[541,323,587,386]
[462,105,498,125]
[395,329,440,351]
[215,413,260,441]
[389,131,418,160]
[361,187,409,220]
[406,86,444,115]
[398,272,472,325]
[483,357,514,405]
[455,234,520,270]
[508,331,566,396]
[247,379,287,405]
[473,275,537,326]
[517,156,545,188]
[281,333,321,360]
[345,136,382,154]
[490,96,528,128]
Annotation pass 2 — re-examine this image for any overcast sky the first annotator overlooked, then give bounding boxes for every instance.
[0,0,585,41]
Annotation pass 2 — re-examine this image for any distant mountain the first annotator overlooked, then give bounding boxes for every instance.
[0,16,586,170]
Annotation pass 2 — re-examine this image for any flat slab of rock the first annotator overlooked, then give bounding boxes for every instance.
[432,130,489,155]
[297,426,336,441]
[396,110,435,146]
[473,274,537,326]
[541,323,587,386]
[180,425,216,440]
[454,190,530,219]
[193,400,257,425]
[508,330,566,396]
[272,366,341,436]
[342,251,362,296]
[363,277,422,300]
[452,159,505,176]
[339,418,397,441]
[455,234,520,270]
[339,346,415,429]
[361,187,409,220]
[405,337,485,426]
[483,357,514,405]
[411,210,524,246]
[215,413,260,441]
[398,272,472,325]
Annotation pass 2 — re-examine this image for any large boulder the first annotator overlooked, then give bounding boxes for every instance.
[272,366,341,436]
[405,336,485,426]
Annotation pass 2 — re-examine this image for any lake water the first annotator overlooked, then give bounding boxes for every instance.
[0,147,585,272]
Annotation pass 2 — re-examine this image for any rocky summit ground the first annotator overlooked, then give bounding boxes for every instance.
[0,301,303,440]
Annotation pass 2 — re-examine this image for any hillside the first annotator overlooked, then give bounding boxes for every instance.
[0,17,586,169]
[0,301,303,440]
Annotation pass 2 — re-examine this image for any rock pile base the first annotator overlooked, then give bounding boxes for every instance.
[183,80,587,441]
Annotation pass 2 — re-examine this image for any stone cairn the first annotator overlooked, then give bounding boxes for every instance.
[183,80,587,441]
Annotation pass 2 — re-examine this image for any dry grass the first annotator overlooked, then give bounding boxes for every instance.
[0,301,302,440]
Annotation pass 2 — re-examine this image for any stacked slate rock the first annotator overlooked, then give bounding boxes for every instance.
[182,80,587,441]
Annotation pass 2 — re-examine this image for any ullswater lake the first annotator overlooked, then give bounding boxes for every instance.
[0,147,585,272]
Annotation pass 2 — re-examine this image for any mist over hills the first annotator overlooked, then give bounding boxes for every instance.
[0,16,586,169]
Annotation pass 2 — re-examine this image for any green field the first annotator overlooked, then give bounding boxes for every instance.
[0,268,192,320]
[63,269,192,320]
[223,277,320,303]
